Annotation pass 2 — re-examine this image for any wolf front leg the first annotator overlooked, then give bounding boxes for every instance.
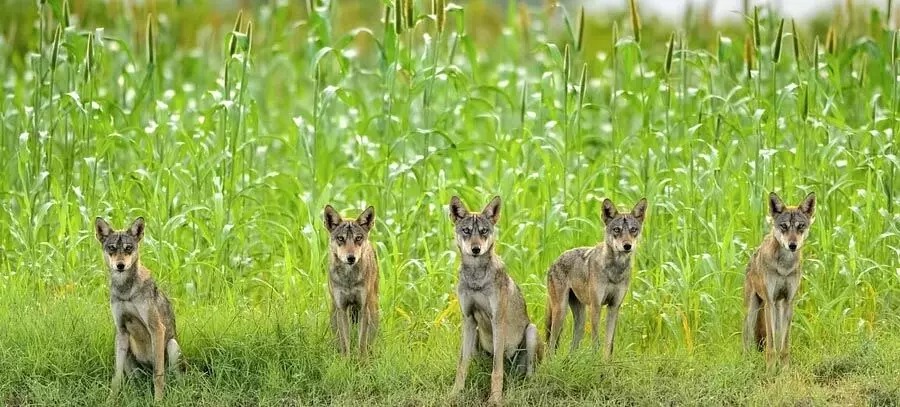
[451,314,477,396]
[764,299,779,372]
[590,303,602,352]
[151,321,167,401]
[779,301,795,366]
[110,329,130,396]
[358,300,372,357]
[488,292,508,406]
[603,304,621,360]
[330,305,351,354]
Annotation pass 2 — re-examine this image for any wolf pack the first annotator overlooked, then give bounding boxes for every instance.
[95,191,816,404]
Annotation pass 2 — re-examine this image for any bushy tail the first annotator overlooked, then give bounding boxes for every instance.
[754,305,767,352]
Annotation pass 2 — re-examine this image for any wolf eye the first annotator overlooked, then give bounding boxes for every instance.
[797,223,805,231]
[106,244,116,252]
[629,227,638,234]
[613,227,622,234]
[462,227,472,235]
[336,236,345,243]
[354,235,363,243]
[779,223,789,232]
[124,245,133,252]
[479,228,489,235]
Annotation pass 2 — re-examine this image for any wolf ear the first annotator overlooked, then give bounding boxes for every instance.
[449,196,469,224]
[601,199,618,225]
[481,196,502,225]
[357,206,375,232]
[768,192,786,217]
[632,198,648,223]
[128,217,145,241]
[95,217,112,243]
[799,192,816,223]
[323,205,342,232]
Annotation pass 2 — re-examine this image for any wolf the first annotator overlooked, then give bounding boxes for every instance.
[95,217,182,401]
[323,205,379,357]
[743,192,816,370]
[448,195,539,406]
[545,198,648,359]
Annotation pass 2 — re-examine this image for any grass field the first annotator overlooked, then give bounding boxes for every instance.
[1,0,899,405]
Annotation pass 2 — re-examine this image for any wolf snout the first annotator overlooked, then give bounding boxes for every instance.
[345,255,357,265]
[622,243,633,252]
[471,246,481,255]
[116,263,126,271]
[788,242,798,251]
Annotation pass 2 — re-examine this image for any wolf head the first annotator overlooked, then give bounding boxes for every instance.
[449,195,501,258]
[601,198,648,254]
[768,192,816,253]
[95,217,144,273]
[324,205,375,266]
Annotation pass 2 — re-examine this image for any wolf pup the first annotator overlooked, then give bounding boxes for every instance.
[448,196,539,406]
[545,198,648,359]
[743,192,816,370]
[323,205,379,357]
[95,217,181,401]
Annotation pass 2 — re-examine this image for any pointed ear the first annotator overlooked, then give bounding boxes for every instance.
[632,198,648,223]
[128,217,145,241]
[601,199,618,225]
[481,196,502,225]
[769,192,786,217]
[449,196,469,224]
[799,192,816,223]
[357,206,375,232]
[323,205,342,232]
[95,217,112,243]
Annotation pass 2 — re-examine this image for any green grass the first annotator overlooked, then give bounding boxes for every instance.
[1,0,899,405]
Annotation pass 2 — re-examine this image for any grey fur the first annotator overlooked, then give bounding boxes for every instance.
[324,205,379,357]
[546,198,647,359]
[97,217,181,402]
[448,196,537,406]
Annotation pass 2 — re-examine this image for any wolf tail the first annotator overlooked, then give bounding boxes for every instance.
[754,305,767,352]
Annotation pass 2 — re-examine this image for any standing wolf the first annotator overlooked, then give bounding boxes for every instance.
[95,217,182,402]
[323,205,379,357]
[448,195,539,406]
[545,198,648,359]
[744,192,816,371]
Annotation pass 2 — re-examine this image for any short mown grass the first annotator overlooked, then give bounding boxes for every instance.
[1,0,898,405]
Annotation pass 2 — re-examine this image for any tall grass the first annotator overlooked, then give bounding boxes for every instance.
[0,0,898,405]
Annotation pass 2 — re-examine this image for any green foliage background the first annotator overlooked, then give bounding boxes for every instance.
[0,0,898,405]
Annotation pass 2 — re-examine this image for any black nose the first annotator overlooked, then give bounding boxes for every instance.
[346,255,356,264]
[116,263,125,270]
[623,243,632,251]
[471,246,481,255]
[788,243,797,251]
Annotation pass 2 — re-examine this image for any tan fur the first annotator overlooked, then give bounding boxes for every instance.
[323,205,379,357]
[743,192,816,371]
[96,217,181,402]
